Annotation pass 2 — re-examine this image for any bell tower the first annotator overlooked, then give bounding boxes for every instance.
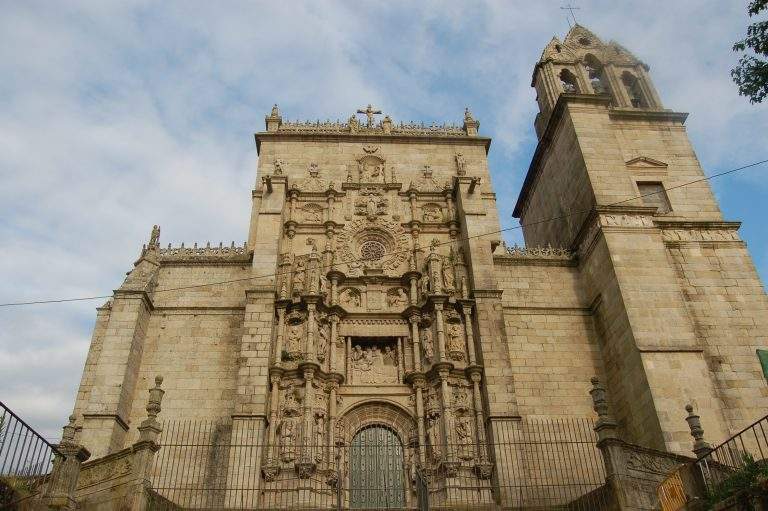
[514,25,768,452]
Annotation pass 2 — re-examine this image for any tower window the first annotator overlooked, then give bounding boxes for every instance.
[622,72,648,108]
[559,69,579,93]
[637,182,671,213]
[584,55,607,95]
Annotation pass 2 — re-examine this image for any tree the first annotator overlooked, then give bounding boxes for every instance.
[732,0,768,103]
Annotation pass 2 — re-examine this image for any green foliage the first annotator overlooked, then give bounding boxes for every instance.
[705,453,768,508]
[732,0,768,103]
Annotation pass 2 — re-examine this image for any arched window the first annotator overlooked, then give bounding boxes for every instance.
[622,72,648,108]
[559,69,579,93]
[584,55,607,95]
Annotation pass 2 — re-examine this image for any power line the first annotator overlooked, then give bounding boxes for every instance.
[1,157,766,308]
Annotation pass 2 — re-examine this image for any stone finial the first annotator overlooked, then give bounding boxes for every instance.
[685,403,712,458]
[382,115,393,134]
[463,107,479,136]
[61,414,77,444]
[146,375,165,420]
[590,377,618,440]
[266,104,283,132]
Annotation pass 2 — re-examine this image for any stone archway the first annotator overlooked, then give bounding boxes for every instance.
[337,402,417,509]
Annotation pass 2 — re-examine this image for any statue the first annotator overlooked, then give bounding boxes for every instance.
[442,263,456,291]
[447,323,465,357]
[456,415,474,460]
[293,260,306,294]
[427,415,442,461]
[387,288,408,308]
[423,206,442,223]
[286,325,303,355]
[319,273,328,296]
[317,324,328,362]
[149,225,160,248]
[279,415,297,462]
[366,194,378,218]
[421,328,434,361]
[273,158,284,175]
[419,274,430,297]
[455,153,466,175]
[314,414,325,462]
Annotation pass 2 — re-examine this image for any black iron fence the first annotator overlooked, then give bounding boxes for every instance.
[696,414,768,495]
[149,417,610,510]
[0,401,58,509]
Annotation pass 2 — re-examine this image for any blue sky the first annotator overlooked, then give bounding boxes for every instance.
[1,1,766,439]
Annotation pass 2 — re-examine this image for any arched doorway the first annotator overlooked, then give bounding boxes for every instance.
[350,425,405,509]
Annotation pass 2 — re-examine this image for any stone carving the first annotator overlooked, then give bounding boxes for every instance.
[600,214,654,228]
[297,163,330,192]
[442,260,456,291]
[386,288,408,308]
[278,118,466,137]
[455,153,466,175]
[662,229,739,242]
[419,274,430,298]
[503,243,574,259]
[452,387,470,412]
[279,388,302,462]
[456,415,474,460]
[284,323,304,360]
[350,342,399,384]
[337,217,410,275]
[301,203,323,223]
[314,413,326,462]
[273,159,284,175]
[354,190,388,218]
[426,413,442,461]
[626,450,678,475]
[421,327,434,361]
[446,323,465,361]
[358,155,386,183]
[316,323,329,362]
[422,204,443,223]
[409,165,443,193]
[362,144,379,154]
[339,288,361,308]
[78,456,133,488]
[292,259,306,295]
[155,242,251,262]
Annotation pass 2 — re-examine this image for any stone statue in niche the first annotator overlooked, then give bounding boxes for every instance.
[419,274,430,298]
[446,323,465,361]
[422,205,443,223]
[453,387,470,412]
[386,288,408,308]
[456,415,474,460]
[340,288,361,308]
[316,323,329,362]
[347,260,362,277]
[421,327,434,361]
[314,413,325,462]
[455,153,466,175]
[285,324,304,360]
[279,415,298,462]
[359,156,385,183]
[426,414,442,461]
[273,159,284,175]
[350,341,398,384]
[292,259,306,295]
[319,273,328,297]
[442,261,456,291]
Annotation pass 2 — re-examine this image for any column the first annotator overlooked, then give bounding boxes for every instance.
[397,337,404,382]
[274,307,286,366]
[438,368,456,462]
[434,304,446,363]
[461,304,476,366]
[469,371,489,466]
[409,274,418,304]
[414,378,427,464]
[346,337,352,381]
[329,315,339,373]
[266,373,281,465]
[328,382,339,464]
[330,276,339,305]
[306,304,316,360]
[408,191,418,222]
[409,315,421,372]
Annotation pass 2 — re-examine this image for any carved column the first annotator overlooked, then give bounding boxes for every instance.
[328,381,339,467]
[306,304,316,360]
[288,189,298,223]
[397,337,404,382]
[329,276,339,305]
[42,416,91,510]
[469,370,491,478]
[438,368,457,464]
[414,376,427,464]
[434,304,447,363]
[274,306,287,366]
[409,314,421,372]
[346,336,352,381]
[329,315,339,373]
[266,372,282,465]
[298,366,316,478]
[461,304,476,366]
[409,274,418,304]
[443,187,454,221]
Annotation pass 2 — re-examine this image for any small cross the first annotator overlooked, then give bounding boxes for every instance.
[356,104,382,127]
[560,4,580,26]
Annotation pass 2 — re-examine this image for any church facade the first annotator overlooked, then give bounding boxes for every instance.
[68,25,768,508]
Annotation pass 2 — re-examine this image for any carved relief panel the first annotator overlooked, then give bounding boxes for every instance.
[349,339,399,384]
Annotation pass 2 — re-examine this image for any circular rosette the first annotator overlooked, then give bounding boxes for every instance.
[337,218,409,276]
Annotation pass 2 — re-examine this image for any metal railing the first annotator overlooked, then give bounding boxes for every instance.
[696,414,768,494]
[0,401,58,509]
[149,417,610,510]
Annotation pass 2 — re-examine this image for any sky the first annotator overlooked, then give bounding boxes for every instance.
[1,1,766,441]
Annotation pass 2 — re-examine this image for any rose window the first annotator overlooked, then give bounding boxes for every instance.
[360,240,386,261]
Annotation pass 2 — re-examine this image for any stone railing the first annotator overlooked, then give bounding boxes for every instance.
[278,119,467,137]
[152,242,251,263]
[493,242,575,262]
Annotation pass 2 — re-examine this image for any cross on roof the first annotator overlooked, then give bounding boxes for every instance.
[356,104,382,127]
[560,3,580,26]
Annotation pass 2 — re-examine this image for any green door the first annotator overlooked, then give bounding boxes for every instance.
[350,426,405,509]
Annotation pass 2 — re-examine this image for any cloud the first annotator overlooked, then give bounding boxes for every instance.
[1,0,766,437]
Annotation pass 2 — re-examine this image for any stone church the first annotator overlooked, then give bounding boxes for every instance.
[65,25,768,509]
